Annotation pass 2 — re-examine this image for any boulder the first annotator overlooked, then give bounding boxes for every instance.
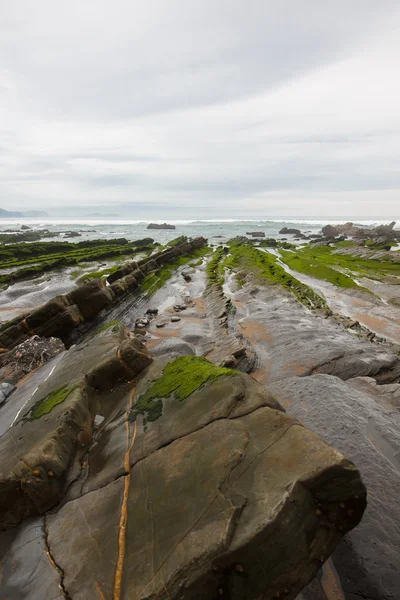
[67,278,105,305]
[35,305,83,340]
[107,262,135,284]
[246,231,266,237]
[131,268,145,281]
[77,288,115,320]
[85,337,152,392]
[25,295,70,330]
[121,274,138,292]
[279,227,301,235]
[110,279,128,296]
[0,321,30,350]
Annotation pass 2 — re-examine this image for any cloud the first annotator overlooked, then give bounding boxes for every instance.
[1,0,400,217]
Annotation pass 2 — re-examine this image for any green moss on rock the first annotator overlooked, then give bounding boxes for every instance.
[25,385,76,421]
[94,319,121,335]
[130,356,236,425]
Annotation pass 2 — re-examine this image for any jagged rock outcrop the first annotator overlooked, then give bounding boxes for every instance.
[0,343,366,600]
[322,221,399,241]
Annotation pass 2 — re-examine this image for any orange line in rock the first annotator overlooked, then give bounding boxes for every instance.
[95,580,106,600]
[113,386,137,600]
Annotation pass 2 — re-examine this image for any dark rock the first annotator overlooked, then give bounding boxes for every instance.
[121,274,138,292]
[34,305,83,340]
[146,223,176,230]
[20,225,30,230]
[171,316,181,322]
[146,308,159,315]
[67,279,105,305]
[25,295,70,330]
[279,227,301,235]
[77,288,115,320]
[107,262,135,284]
[173,304,187,312]
[63,230,82,238]
[110,279,127,296]
[246,231,266,237]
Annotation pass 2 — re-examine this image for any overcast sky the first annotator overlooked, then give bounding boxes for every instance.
[1,0,400,218]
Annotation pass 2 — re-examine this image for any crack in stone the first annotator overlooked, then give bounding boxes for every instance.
[43,515,72,600]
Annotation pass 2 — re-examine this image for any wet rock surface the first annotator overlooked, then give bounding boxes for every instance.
[228,281,400,384]
[1,239,399,599]
[0,342,366,600]
[268,374,400,600]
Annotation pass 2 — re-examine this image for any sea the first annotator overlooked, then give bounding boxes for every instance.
[1,218,399,245]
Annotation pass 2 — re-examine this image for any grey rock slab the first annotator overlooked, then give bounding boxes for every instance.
[150,338,196,357]
[47,411,365,600]
[232,284,400,383]
[0,518,63,600]
[267,374,400,600]
[83,358,282,495]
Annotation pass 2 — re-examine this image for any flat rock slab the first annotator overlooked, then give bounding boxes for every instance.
[232,284,400,383]
[267,374,400,600]
[0,356,366,600]
[47,407,365,600]
[0,518,63,600]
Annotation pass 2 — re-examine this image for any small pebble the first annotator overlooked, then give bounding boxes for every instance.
[171,316,181,322]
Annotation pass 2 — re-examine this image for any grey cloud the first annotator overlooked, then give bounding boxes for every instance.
[1,0,400,216]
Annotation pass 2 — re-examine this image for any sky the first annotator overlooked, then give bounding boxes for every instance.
[1,0,400,219]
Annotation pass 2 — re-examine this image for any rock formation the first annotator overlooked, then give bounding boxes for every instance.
[147,222,176,230]
[0,237,206,350]
[0,330,366,599]
[322,221,399,240]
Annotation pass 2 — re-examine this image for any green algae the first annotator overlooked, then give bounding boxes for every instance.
[206,247,226,287]
[130,356,236,425]
[25,385,76,421]
[141,247,211,297]
[225,242,327,310]
[94,319,121,335]
[167,235,188,247]
[279,250,361,289]
[0,238,156,285]
[279,244,399,290]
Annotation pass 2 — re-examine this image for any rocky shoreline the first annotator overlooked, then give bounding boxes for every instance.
[0,226,399,599]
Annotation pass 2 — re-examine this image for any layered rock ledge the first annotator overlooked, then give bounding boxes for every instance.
[0,326,366,600]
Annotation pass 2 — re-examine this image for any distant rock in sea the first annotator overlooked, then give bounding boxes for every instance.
[0,208,48,218]
[147,223,176,230]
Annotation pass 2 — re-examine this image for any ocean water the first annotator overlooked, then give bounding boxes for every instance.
[1,218,398,245]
